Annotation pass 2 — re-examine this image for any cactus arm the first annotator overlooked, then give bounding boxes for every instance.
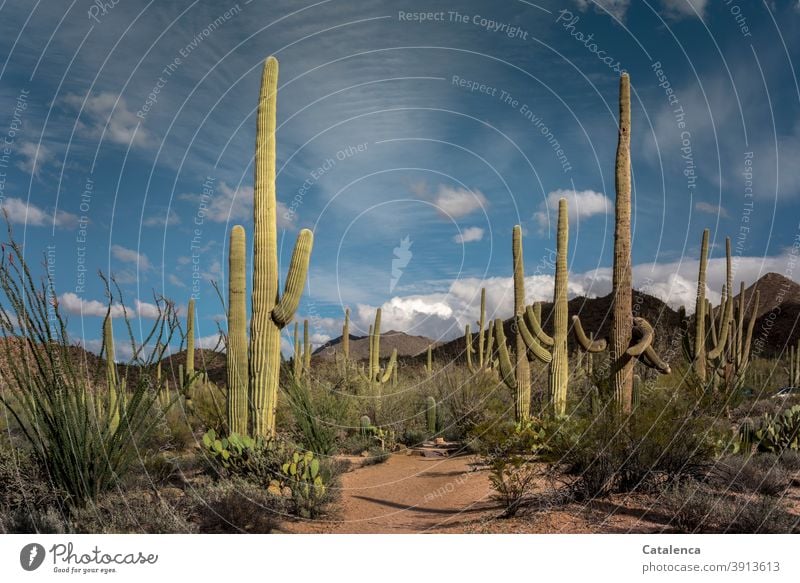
[524,304,554,347]
[426,344,432,375]
[640,344,671,374]
[477,287,486,369]
[692,229,709,381]
[518,313,553,363]
[271,229,314,328]
[572,315,607,352]
[186,298,195,378]
[227,225,249,435]
[379,349,397,383]
[465,323,477,373]
[494,319,516,391]
[626,317,654,357]
[708,294,732,360]
[706,299,718,348]
[484,317,495,365]
[739,289,759,371]
[342,308,350,362]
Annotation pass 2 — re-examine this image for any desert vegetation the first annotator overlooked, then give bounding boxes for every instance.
[0,58,798,534]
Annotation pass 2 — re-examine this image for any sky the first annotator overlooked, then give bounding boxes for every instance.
[1,0,799,358]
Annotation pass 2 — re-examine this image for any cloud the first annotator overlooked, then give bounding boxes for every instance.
[0,196,79,228]
[453,227,484,244]
[62,92,151,148]
[533,189,611,231]
[694,202,729,218]
[143,210,181,227]
[134,299,162,319]
[58,292,129,318]
[431,185,488,219]
[574,0,631,20]
[168,273,186,287]
[16,141,53,176]
[178,181,294,228]
[196,333,225,350]
[111,244,151,270]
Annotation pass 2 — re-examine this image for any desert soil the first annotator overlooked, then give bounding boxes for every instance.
[280,451,674,534]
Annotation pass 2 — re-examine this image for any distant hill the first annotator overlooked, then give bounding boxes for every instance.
[736,273,800,356]
[313,330,438,362]
[733,272,800,320]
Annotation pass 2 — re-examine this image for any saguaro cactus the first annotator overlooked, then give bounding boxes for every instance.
[227,225,249,435]
[303,319,311,373]
[789,340,800,387]
[426,344,433,376]
[186,298,195,382]
[103,314,120,430]
[358,308,397,389]
[515,198,570,415]
[342,308,350,362]
[572,74,670,415]
[249,56,314,437]
[466,287,496,374]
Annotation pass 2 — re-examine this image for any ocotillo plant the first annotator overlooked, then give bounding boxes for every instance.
[186,298,195,383]
[466,287,496,374]
[227,225,248,435]
[572,74,670,415]
[249,56,314,437]
[494,226,532,421]
[515,198,570,415]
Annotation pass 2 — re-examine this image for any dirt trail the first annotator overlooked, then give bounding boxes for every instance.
[283,453,497,533]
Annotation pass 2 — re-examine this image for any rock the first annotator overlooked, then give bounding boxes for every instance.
[434,437,445,445]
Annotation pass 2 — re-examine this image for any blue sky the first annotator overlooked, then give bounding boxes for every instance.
[1,0,799,356]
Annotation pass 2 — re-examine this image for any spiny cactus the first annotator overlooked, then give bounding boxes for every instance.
[515,198,570,415]
[685,233,760,395]
[426,344,433,376]
[426,395,437,435]
[466,287,496,374]
[249,56,314,437]
[494,226,532,422]
[186,298,195,382]
[789,340,800,386]
[342,308,350,362]
[738,418,755,456]
[572,74,670,415]
[103,314,120,431]
[227,225,248,435]
[358,308,398,390]
[303,319,311,373]
[360,414,372,437]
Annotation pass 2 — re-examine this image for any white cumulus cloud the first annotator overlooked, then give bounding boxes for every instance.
[453,227,484,244]
[534,189,611,232]
[111,244,151,270]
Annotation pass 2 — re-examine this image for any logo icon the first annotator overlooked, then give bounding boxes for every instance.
[20,543,46,571]
[390,236,413,293]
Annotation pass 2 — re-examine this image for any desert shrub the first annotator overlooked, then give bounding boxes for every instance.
[282,374,339,456]
[401,428,427,447]
[710,454,790,496]
[470,418,549,458]
[187,379,227,435]
[778,449,800,471]
[488,455,540,518]
[664,482,799,533]
[69,490,194,533]
[361,445,390,466]
[439,369,499,441]
[549,387,721,499]
[189,478,285,533]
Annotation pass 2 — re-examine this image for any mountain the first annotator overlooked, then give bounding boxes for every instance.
[736,273,800,356]
[313,330,438,361]
[733,272,800,320]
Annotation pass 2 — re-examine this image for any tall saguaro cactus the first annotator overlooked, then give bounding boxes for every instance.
[494,226,532,422]
[342,308,350,362]
[358,308,397,390]
[516,198,570,415]
[227,225,249,435]
[249,56,314,437]
[572,74,670,415]
[186,298,195,382]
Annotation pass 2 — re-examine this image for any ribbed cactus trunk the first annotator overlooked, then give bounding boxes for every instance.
[512,225,531,422]
[303,319,311,374]
[227,225,248,435]
[693,229,710,382]
[186,298,195,382]
[611,73,635,415]
[342,308,350,361]
[477,287,486,369]
[103,315,119,431]
[550,198,569,415]
[249,56,314,437]
[427,344,432,375]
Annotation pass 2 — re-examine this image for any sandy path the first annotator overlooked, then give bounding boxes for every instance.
[283,453,497,533]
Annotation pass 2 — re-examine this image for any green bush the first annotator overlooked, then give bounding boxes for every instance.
[488,455,540,518]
